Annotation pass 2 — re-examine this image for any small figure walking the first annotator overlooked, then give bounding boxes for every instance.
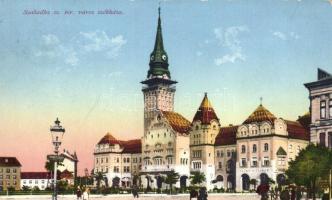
[82,188,89,200]
[76,186,82,200]
[132,184,139,198]
[198,187,208,200]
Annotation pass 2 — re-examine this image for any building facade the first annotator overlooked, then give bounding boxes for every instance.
[235,104,309,191]
[214,125,237,191]
[94,133,141,188]
[21,172,52,190]
[0,157,22,191]
[304,68,332,147]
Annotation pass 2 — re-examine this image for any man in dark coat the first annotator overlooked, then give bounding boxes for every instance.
[76,186,82,200]
[132,184,139,198]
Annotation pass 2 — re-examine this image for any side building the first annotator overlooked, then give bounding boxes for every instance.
[94,133,141,188]
[0,157,21,191]
[57,149,78,185]
[21,172,52,190]
[235,104,310,191]
[304,68,332,147]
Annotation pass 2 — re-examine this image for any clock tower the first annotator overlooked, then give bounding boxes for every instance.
[141,7,177,131]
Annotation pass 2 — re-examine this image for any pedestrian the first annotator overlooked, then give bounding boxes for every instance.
[82,188,89,200]
[280,188,290,200]
[190,188,198,200]
[290,188,296,200]
[76,186,82,200]
[132,184,139,198]
[295,187,302,200]
[198,187,208,200]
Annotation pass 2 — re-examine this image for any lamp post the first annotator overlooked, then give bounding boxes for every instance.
[50,118,65,200]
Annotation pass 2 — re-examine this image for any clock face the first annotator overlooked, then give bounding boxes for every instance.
[162,55,167,60]
[150,55,154,61]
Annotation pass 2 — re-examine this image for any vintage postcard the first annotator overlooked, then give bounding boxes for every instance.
[0,1,332,200]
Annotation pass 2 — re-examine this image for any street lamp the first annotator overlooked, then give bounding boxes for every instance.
[50,118,65,200]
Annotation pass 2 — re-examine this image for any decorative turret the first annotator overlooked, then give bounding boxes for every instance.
[193,93,219,125]
[146,7,171,79]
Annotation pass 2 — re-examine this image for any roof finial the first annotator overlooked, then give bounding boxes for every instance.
[260,97,263,105]
[158,3,161,18]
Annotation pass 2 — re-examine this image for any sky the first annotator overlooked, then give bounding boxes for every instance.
[1,0,332,175]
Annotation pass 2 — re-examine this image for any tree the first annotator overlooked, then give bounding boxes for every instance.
[250,179,257,190]
[286,144,332,200]
[164,170,179,194]
[190,171,206,187]
[94,172,106,191]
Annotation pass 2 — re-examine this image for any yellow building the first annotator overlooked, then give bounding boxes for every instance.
[190,93,220,190]
[0,157,21,191]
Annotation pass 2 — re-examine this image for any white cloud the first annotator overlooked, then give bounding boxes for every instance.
[35,34,79,66]
[80,30,127,58]
[273,31,287,40]
[273,31,300,40]
[34,31,126,66]
[213,26,249,66]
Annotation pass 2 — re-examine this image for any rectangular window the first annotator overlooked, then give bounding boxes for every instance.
[263,157,270,167]
[252,157,257,167]
[241,158,246,167]
[321,100,326,119]
[6,168,10,173]
[12,169,16,173]
[218,162,222,169]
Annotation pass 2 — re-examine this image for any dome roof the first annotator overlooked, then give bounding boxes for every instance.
[97,132,121,145]
[243,104,276,124]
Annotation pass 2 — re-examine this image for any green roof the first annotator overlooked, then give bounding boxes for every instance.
[276,147,287,156]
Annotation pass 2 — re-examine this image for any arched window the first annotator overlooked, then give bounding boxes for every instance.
[241,145,246,153]
[264,143,269,152]
[253,144,257,153]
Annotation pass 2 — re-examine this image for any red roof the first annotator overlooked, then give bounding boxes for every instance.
[98,133,122,145]
[97,133,141,154]
[21,172,51,179]
[285,120,309,141]
[162,111,191,134]
[215,125,238,146]
[193,93,219,125]
[0,157,21,167]
[122,139,142,154]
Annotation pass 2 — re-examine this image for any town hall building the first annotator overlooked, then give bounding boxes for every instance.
[93,8,311,191]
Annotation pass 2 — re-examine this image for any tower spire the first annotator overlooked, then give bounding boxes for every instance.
[146,6,170,79]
